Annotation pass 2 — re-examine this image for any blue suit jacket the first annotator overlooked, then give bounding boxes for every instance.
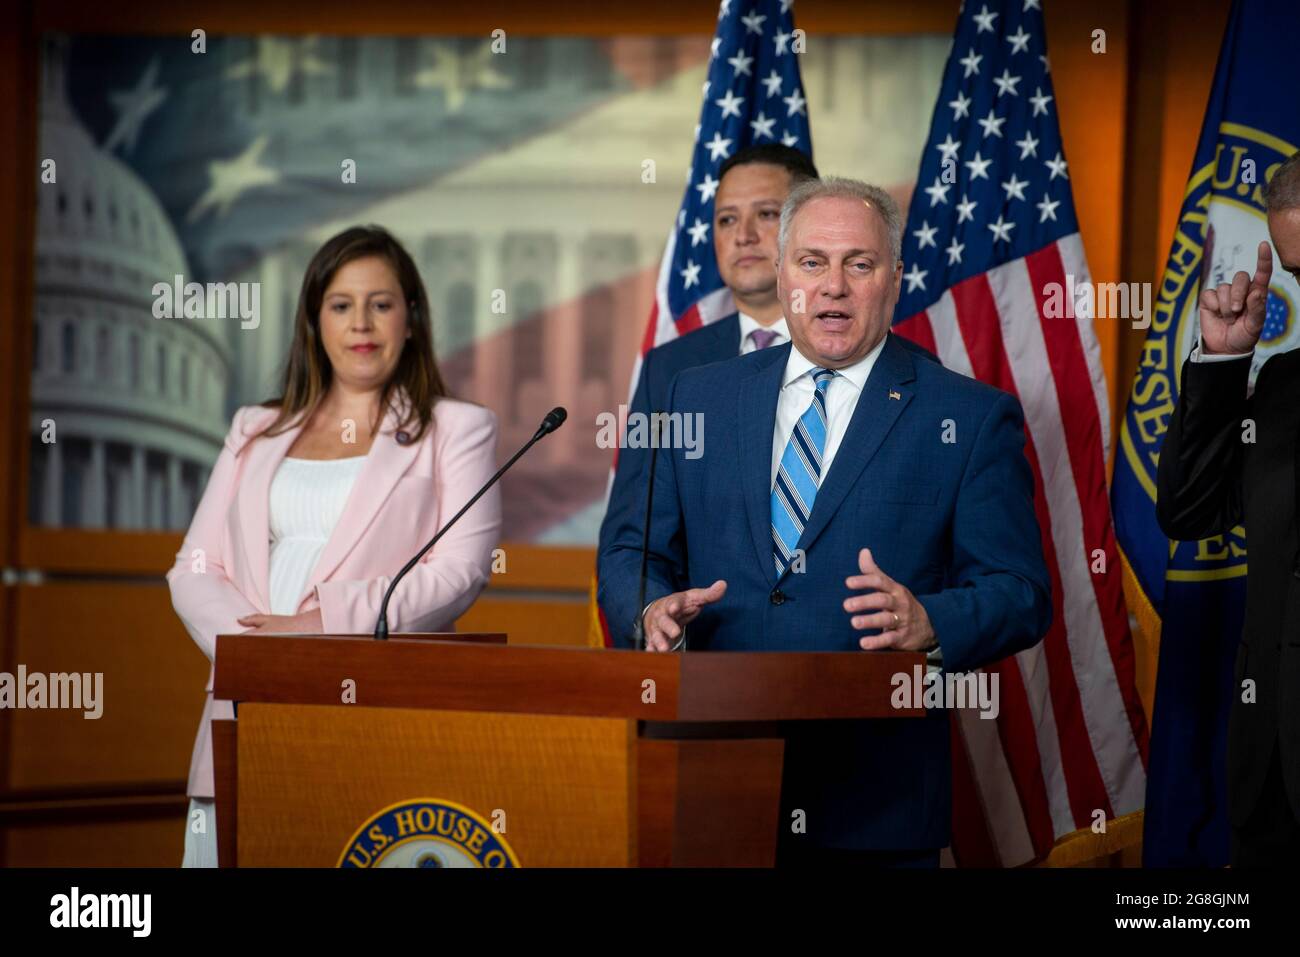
[597,315,940,643]
[597,314,742,641]
[598,334,1051,850]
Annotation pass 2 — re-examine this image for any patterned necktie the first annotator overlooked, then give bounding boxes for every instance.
[749,328,780,351]
[771,368,837,575]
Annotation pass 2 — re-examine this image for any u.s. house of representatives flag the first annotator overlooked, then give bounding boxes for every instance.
[591,0,813,645]
[892,0,1149,866]
[1112,0,1300,867]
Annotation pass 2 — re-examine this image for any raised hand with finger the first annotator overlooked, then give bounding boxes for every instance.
[1199,240,1272,355]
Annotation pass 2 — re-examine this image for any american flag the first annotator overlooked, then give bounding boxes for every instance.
[638,0,813,360]
[591,0,813,645]
[892,0,1149,865]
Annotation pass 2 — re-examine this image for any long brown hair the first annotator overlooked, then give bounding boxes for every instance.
[247,225,448,447]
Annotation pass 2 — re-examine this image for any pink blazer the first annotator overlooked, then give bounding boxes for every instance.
[166,396,501,798]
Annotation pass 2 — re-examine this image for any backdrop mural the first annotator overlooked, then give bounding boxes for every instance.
[29,31,946,544]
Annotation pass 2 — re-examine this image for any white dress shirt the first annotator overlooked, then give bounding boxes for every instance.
[738,312,790,354]
[770,336,887,488]
[771,335,942,664]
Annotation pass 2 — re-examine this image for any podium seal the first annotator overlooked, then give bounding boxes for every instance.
[337,798,520,868]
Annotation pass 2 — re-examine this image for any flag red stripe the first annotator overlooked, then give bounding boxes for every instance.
[598,601,612,649]
[951,269,1102,837]
[986,649,1056,857]
[639,300,661,357]
[1023,245,1151,765]
[894,313,939,356]
[675,302,703,337]
[948,711,1001,866]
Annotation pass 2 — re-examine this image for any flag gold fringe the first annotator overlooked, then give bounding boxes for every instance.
[1118,543,1163,722]
[1118,543,1163,660]
[1034,810,1145,867]
[586,574,606,648]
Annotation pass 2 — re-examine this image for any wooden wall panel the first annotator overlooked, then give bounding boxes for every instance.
[0,0,36,870]
[1043,0,1130,440]
[0,588,10,867]
[3,583,603,792]
[2,811,186,867]
[22,530,595,588]
[0,6,32,566]
[459,596,590,646]
[6,582,207,791]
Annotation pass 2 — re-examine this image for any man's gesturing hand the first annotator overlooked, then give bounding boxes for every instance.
[1199,240,1272,355]
[843,548,935,652]
[642,580,727,652]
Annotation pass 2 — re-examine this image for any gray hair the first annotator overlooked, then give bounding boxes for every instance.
[778,176,903,264]
[1264,151,1300,213]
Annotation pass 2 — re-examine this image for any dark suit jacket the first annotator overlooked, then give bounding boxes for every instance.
[599,335,1051,850]
[1156,349,1300,826]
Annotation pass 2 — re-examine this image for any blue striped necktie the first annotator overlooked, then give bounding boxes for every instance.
[771,368,837,575]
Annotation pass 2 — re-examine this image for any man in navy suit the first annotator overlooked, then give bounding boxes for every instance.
[597,145,818,642]
[600,177,1052,865]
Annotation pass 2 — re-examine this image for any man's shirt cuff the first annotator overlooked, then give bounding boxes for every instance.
[1190,341,1254,363]
[925,640,943,675]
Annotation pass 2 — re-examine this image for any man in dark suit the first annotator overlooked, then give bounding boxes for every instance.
[600,176,1052,865]
[597,145,817,643]
[1156,151,1300,867]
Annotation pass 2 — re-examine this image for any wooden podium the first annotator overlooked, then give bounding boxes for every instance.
[210,633,924,867]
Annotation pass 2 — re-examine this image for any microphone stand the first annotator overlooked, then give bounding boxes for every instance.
[629,412,662,651]
[374,408,566,640]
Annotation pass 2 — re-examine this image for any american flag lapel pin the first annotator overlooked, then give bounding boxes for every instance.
[889,389,901,401]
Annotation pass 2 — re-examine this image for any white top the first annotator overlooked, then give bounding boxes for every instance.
[738,311,791,354]
[267,455,368,616]
[770,335,888,488]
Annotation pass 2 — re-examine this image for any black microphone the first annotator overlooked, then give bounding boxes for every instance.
[373,406,567,640]
[629,412,662,652]
[534,406,567,440]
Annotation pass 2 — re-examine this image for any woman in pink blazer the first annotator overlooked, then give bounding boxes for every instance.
[167,225,501,866]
